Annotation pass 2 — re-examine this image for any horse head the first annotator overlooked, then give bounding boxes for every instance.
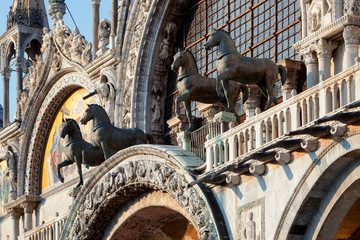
[171,48,199,74]
[171,48,186,71]
[80,104,95,125]
[80,104,110,126]
[60,118,80,138]
[204,28,221,50]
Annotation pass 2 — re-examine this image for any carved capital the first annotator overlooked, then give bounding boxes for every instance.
[300,49,317,65]
[312,39,339,59]
[91,0,101,5]
[343,25,360,45]
[21,202,37,213]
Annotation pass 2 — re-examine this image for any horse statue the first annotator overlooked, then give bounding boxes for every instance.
[57,118,105,188]
[171,48,249,132]
[204,29,287,110]
[80,104,154,160]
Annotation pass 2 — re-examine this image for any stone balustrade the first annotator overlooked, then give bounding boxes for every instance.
[203,64,359,171]
[19,214,67,240]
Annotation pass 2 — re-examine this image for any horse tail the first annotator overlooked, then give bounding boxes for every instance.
[239,83,249,104]
[278,65,287,85]
[146,134,155,144]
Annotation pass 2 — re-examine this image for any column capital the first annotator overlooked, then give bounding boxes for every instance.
[91,0,101,5]
[312,39,339,59]
[6,207,22,218]
[21,202,37,213]
[343,25,360,45]
[299,48,317,65]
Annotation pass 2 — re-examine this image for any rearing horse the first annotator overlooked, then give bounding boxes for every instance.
[57,118,105,188]
[204,29,287,110]
[171,48,248,132]
[80,104,154,160]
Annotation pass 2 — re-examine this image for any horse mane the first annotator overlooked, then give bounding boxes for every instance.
[217,29,231,37]
[185,49,199,72]
[66,118,81,131]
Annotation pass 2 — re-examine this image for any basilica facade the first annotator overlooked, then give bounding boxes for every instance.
[0,0,360,239]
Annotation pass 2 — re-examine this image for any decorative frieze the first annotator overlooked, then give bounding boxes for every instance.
[68,160,217,240]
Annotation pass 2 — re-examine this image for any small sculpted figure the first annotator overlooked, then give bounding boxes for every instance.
[0,146,17,200]
[96,81,115,123]
[57,118,104,188]
[171,48,248,132]
[80,104,154,160]
[204,29,287,110]
[243,211,256,240]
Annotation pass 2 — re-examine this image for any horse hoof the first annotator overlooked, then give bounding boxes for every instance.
[76,183,83,189]
[85,164,90,169]
[60,177,64,183]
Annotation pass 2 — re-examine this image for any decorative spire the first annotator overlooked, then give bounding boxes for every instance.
[7,0,48,29]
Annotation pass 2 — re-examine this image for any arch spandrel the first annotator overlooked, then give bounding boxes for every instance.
[60,145,228,240]
[275,129,360,239]
[24,72,99,195]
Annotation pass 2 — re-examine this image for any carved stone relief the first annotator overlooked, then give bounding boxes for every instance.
[121,0,152,128]
[67,160,217,240]
[237,198,265,240]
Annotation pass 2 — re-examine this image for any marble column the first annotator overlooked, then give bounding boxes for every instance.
[343,25,360,68]
[1,67,11,126]
[313,39,338,81]
[21,202,36,232]
[300,49,318,88]
[15,59,23,98]
[8,209,21,240]
[92,0,101,57]
[110,0,118,49]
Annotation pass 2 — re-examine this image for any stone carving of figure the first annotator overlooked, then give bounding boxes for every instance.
[97,19,111,56]
[0,146,17,201]
[243,212,256,240]
[71,27,82,62]
[41,27,51,54]
[151,96,161,123]
[159,22,177,63]
[96,81,116,122]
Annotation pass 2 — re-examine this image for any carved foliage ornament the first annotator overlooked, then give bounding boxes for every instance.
[69,160,217,240]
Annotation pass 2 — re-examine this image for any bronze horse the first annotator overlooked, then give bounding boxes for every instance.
[57,118,105,188]
[80,104,154,160]
[171,49,248,132]
[204,29,287,110]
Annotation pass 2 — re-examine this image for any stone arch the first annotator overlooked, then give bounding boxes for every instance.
[117,0,188,141]
[60,145,229,240]
[274,130,360,239]
[23,72,99,195]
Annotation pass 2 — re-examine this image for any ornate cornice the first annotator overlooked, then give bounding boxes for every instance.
[293,14,360,51]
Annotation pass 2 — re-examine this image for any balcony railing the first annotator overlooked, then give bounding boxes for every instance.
[19,214,67,240]
[192,65,359,171]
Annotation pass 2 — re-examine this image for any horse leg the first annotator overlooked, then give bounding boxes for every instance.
[101,141,117,160]
[264,79,277,110]
[75,155,83,188]
[184,100,193,132]
[222,79,233,112]
[176,92,191,118]
[217,70,236,107]
[57,159,73,183]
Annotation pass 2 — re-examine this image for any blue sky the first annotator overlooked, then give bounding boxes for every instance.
[0,0,111,122]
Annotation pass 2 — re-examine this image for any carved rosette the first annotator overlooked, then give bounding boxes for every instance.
[67,159,218,240]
